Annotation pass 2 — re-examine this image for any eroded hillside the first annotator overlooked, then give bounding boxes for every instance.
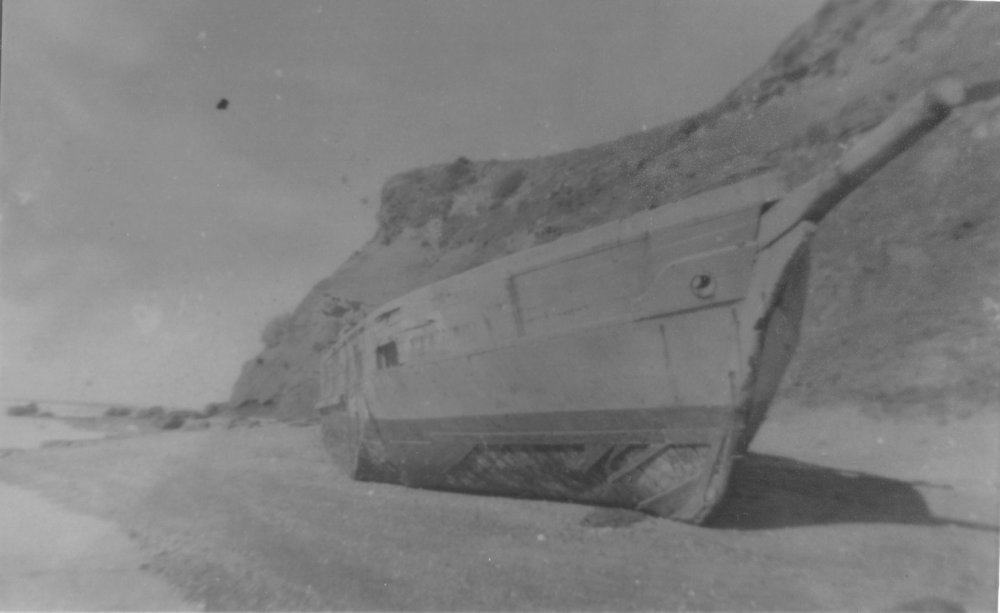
[230,0,1000,420]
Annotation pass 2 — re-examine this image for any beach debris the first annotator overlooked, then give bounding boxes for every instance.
[6,403,39,417]
[159,413,186,430]
[105,406,132,417]
[136,406,166,420]
[202,402,228,417]
[227,417,262,429]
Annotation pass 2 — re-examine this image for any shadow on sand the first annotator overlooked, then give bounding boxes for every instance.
[705,453,997,531]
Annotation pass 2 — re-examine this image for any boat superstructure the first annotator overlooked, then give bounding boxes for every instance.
[318,81,965,522]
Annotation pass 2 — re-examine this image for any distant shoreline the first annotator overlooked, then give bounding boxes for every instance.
[0,413,107,451]
[1,397,133,410]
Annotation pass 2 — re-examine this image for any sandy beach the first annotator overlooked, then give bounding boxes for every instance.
[0,482,193,611]
[0,407,198,610]
[0,404,995,611]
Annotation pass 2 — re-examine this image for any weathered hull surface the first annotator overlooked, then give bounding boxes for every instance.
[319,81,963,522]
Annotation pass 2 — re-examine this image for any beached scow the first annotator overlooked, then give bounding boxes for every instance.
[317,81,968,522]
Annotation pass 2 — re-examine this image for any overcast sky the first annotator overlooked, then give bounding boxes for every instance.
[0,0,823,408]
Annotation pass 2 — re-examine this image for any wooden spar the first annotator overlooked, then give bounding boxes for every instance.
[758,78,966,247]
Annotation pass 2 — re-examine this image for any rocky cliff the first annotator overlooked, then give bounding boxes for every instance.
[230,0,1000,421]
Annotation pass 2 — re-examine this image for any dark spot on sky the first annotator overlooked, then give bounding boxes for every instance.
[950,218,977,240]
[216,98,229,110]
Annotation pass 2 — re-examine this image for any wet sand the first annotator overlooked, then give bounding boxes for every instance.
[0,414,107,452]
[0,482,193,611]
[0,410,198,610]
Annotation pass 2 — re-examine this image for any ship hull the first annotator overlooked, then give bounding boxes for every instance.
[320,213,812,522]
[318,80,962,523]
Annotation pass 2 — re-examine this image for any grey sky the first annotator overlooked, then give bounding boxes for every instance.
[0,0,822,407]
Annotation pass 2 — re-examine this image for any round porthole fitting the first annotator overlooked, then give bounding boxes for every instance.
[691,273,716,299]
